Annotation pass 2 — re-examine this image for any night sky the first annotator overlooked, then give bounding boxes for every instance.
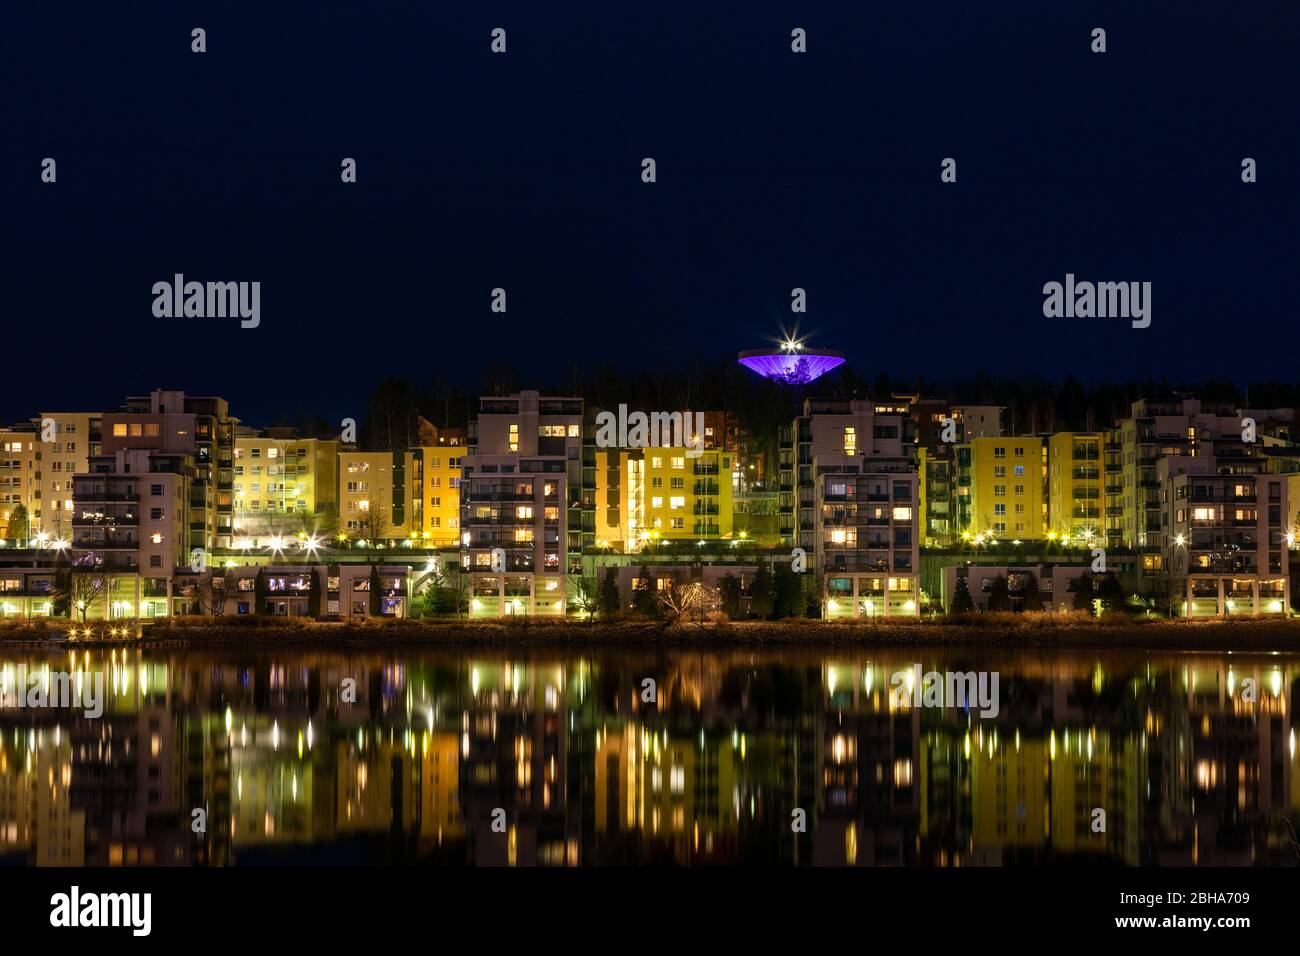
[5,1,1298,427]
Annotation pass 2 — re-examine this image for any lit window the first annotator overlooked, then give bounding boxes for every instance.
[892,507,912,521]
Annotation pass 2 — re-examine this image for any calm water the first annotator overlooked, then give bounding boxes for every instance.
[1,643,1297,867]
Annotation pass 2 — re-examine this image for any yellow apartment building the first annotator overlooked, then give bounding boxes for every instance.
[0,427,39,542]
[232,429,339,539]
[414,445,463,547]
[595,447,734,549]
[1047,432,1103,541]
[34,411,102,540]
[961,436,1045,540]
[338,451,416,540]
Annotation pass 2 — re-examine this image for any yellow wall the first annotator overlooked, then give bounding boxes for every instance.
[595,448,734,549]
[415,446,463,547]
[965,436,1045,540]
[338,452,414,539]
[1047,433,1103,540]
[0,430,38,541]
[233,435,338,532]
[35,411,100,539]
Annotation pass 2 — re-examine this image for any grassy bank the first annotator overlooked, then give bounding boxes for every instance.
[5,614,1300,650]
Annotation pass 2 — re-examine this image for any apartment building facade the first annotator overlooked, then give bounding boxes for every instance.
[1047,432,1103,540]
[415,441,463,547]
[1107,398,1244,564]
[1159,455,1288,617]
[232,427,339,540]
[461,391,590,617]
[779,397,919,618]
[957,436,1046,541]
[0,425,38,542]
[72,448,190,618]
[338,451,417,540]
[108,390,236,553]
[595,446,735,550]
[33,411,103,540]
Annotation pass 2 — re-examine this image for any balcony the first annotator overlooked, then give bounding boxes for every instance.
[72,536,138,550]
[73,513,138,526]
[74,491,138,502]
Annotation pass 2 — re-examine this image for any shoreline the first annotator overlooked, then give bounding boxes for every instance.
[6,617,1300,652]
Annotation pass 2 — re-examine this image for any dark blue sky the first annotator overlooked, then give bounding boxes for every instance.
[5,1,1298,426]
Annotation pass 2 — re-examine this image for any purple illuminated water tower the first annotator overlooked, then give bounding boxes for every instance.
[737,344,846,385]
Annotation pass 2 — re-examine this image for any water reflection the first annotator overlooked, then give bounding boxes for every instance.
[0,647,1297,866]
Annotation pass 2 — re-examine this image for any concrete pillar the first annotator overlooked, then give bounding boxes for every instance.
[1217,578,1225,618]
[1252,579,1260,617]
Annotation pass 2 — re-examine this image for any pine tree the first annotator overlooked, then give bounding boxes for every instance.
[598,566,621,617]
[1097,573,1126,613]
[307,568,322,616]
[1020,572,1044,612]
[773,563,800,618]
[718,572,742,618]
[987,575,1012,612]
[749,562,774,619]
[949,575,975,615]
[1070,571,1096,612]
[632,565,659,617]
[369,565,383,616]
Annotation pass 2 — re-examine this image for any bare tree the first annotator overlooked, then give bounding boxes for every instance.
[354,503,391,545]
[210,574,228,616]
[659,571,706,623]
[568,573,600,623]
[68,572,114,623]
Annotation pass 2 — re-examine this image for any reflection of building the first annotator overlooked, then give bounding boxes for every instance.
[0,650,1294,868]
[813,661,921,865]
[593,723,739,857]
[970,728,1141,864]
